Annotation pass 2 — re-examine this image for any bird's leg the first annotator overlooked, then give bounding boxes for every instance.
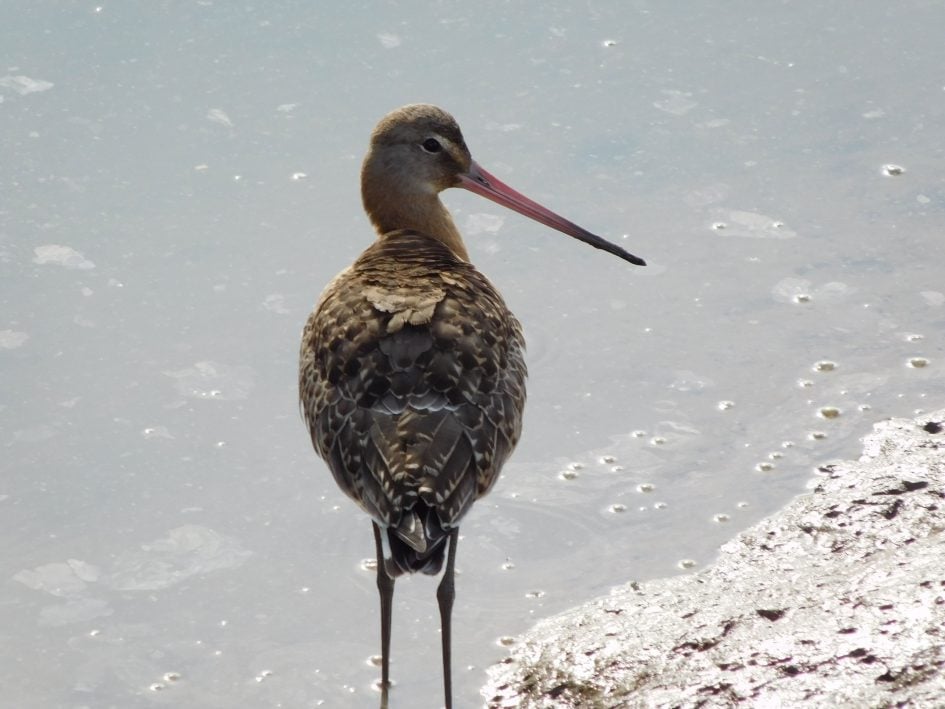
[436,528,459,709]
[372,522,394,709]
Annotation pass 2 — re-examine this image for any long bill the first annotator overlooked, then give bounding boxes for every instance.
[457,160,646,266]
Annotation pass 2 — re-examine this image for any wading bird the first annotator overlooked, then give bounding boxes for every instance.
[299,104,645,708]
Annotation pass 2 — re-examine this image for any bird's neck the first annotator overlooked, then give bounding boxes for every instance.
[361,171,470,262]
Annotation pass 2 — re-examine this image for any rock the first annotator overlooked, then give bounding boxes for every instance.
[483,410,945,708]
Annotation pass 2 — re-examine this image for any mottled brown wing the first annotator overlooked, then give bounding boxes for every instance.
[299,232,526,541]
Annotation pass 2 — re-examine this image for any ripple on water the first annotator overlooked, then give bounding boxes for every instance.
[163,361,256,401]
[709,209,797,239]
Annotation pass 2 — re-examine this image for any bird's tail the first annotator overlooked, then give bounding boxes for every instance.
[380,503,449,577]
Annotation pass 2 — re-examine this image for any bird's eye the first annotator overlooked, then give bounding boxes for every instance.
[421,138,443,153]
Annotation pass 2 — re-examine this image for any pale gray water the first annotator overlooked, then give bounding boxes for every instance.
[2,2,943,707]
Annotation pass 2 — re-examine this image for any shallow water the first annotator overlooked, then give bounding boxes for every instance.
[2,2,943,707]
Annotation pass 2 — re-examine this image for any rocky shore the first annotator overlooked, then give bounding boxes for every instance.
[484,409,945,708]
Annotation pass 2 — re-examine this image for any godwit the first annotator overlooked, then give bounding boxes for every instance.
[299,104,645,708]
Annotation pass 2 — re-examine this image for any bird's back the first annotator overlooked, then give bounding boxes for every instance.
[299,230,526,575]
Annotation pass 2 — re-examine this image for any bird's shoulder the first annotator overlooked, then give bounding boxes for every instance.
[303,230,522,352]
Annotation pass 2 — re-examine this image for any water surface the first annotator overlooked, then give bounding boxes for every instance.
[2,2,943,707]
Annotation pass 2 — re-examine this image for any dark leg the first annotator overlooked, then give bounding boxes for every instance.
[373,522,394,709]
[436,528,459,709]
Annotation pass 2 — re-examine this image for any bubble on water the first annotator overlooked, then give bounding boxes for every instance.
[711,222,727,230]
[808,431,827,441]
[736,501,749,509]
[768,451,783,460]
[712,514,730,523]
[653,501,668,510]
[497,636,517,647]
[678,559,697,570]
[599,455,617,464]
[291,171,308,180]
[782,440,796,448]
[601,39,618,47]
[814,360,837,372]
[361,558,377,572]
[637,483,655,493]
[755,462,775,472]
[525,590,545,599]
[882,164,905,176]
[254,669,273,683]
[611,465,625,472]
[368,655,382,667]
[794,293,811,304]
[650,436,666,446]
[163,672,181,683]
[717,400,735,411]
[798,379,813,388]
[907,357,929,369]
[501,560,515,571]
[149,683,166,692]
[559,470,579,481]
[632,430,647,438]
[903,333,924,342]
[608,503,627,514]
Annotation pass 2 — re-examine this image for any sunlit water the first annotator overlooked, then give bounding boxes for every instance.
[2,3,943,707]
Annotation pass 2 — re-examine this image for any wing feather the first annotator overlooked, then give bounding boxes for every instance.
[300,231,527,574]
